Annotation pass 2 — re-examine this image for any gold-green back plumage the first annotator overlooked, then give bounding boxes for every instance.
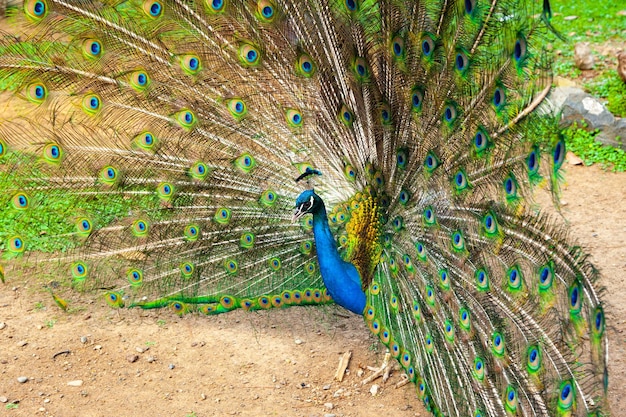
[0,0,609,416]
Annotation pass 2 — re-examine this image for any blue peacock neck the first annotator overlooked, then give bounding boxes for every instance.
[310,200,367,315]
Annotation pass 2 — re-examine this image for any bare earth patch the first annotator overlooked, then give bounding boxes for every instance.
[1,163,624,417]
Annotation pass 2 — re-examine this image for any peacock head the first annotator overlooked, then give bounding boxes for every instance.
[293,190,324,221]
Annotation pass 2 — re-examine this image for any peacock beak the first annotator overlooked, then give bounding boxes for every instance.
[292,206,305,222]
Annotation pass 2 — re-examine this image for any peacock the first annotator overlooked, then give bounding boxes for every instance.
[0,0,609,415]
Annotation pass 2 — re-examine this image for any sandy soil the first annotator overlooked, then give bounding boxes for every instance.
[1,163,624,417]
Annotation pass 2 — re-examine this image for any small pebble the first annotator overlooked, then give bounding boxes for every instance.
[127,355,139,363]
[135,347,145,353]
[0,322,6,330]
[80,336,88,344]
[295,339,303,345]
[168,364,175,370]
[17,376,28,383]
[324,414,336,417]
[43,398,50,403]
[0,396,7,403]
[146,356,156,363]
[323,384,331,390]
[67,380,84,387]
[94,345,102,350]
[17,340,28,347]
[200,394,207,400]
[324,402,334,410]
[369,384,379,396]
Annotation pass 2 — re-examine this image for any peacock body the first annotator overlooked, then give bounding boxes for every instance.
[0,0,609,416]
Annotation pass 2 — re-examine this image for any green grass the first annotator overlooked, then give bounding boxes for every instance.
[551,0,626,76]
[585,72,626,117]
[0,151,170,255]
[562,123,626,171]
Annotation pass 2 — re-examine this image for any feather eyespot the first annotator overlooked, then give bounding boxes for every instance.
[75,217,93,236]
[296,53,316,77]
[133,131,158,152]
[475,268,490,291]
[527,345,542,373]
[569,281,582,314]
[424,151,440,173]
[143,1,163,17]
[507,265,523,292]
[71,262,88,280]
[26,82,47,103]
[422,34,435,57]
[443,103,458,124]
[184,224,200,241]
[285,109,303,127]
[24,0,48,20]
[240,232,255,249]
[493,87,505,109]
[558,381,575,411]
[391,36,404,59]
[11,192,30,210]
[423,206,436,226]
[411,88,424,112]
[338,105,354,127]
[514,35,527,63]
[206,0,225,13]
[84,39,102,58]
[504,386,518,413]
[82,94,101,115]
[257,1,276,22]
[472,357,485,380]
[239,43,261,66]
[99,166,119,185]
[455,51,469,74]
[492,332,505,357]
[131,219,149,237]
[553,139,566,169]
[7,236,25,254]
[106,292,124,308]
[179,54,201,75]
[127,269,143,286]
[439,269,450,290]
[130,70,150,91]
[156,182,174,200]
[465,0,476,15]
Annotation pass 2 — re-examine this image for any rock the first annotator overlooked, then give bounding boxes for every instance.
[595,118,626,151]
[17,376,28,383]
[563,15,578,21]
[566,151,584,166]
[618,51,626,84]
[369,384,379,396]
[546,87,615,129]
[67,380,84,387]
[0,322,6,330]
[16,340,28,347]
[324,402,334,410]
[146,356,156,363]
[574,43,594,70]
[294,339,303,345]
[80,336,88,344]
[126,354,139,363]
[0,396,7,403]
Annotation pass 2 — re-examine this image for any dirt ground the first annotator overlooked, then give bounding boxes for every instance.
[1,162,625,417]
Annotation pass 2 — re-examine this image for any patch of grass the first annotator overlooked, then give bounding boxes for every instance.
[550,0,626,77]
[585,73,626,117]
[0,151,173,255]
[563,123,626,172]
[551,0,626,44]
